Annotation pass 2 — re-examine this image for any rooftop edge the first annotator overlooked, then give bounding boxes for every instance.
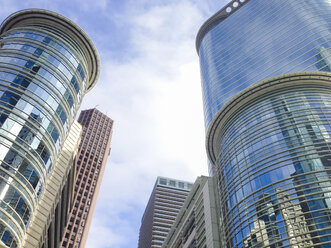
[206,71,331,165]
[195,0,250,54]
[0,8,100,91]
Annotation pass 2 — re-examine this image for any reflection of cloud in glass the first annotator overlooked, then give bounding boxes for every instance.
[207,73,331,247]
[198,0,331,129]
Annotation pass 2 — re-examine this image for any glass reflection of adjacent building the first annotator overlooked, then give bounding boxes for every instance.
[196,0,331,247]
[0,9,99,247]
[244,189,313,248]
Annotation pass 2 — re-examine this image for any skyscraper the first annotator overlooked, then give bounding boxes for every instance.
[162,176,221,248]
[0,9,99,247]
[138,177,193,248]
[197,0,331,247]
[61,108,113,248]
[30,121,82,248]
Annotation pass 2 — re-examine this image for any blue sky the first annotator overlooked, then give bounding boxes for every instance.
[1,0,230,247]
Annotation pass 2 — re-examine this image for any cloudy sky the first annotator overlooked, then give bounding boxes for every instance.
[1,0,229,247]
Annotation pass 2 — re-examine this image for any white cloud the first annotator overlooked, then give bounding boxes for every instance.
[86,217,127,247]
[83,1,211,247]
[0,1,230,247]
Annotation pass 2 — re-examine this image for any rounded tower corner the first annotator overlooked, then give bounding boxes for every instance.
[0,8,100,91]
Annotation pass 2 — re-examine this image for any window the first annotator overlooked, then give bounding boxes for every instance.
[169,180,176,187]
[159,178,167,185]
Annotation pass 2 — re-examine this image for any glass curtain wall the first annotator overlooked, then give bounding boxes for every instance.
[214,74,331,248]
[197,0,331,247]
[198,0,331,129]
[0,9,98,247]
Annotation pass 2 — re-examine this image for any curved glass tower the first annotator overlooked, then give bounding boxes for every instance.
[0,9,99,247]
[197,0,331,247]
[197,0,331,129]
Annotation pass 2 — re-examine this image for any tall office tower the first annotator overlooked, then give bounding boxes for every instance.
[0,9,99,248]
[196,0,331,247]
[61,108,113,248]
[138,177,193,248]
[36,121,82,248]
[162,176,221,248]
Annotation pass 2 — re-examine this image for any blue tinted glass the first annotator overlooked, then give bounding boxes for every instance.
[199,0,331,129]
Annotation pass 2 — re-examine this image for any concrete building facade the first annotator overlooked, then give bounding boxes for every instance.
[28,121,81,248]
[138,177,193,248]
[162,176,221,248]
[61,108,113,248]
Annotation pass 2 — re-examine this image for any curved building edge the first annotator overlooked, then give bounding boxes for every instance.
[206,71,331,165]
[0,8,100,91]
[195,0,250,53]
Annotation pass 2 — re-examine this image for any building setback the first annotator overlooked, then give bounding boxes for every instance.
[0,9,99,248]
[61,108,113,248]
[197,0,331,247]
[138,177,193,248]
[162,176,221,248]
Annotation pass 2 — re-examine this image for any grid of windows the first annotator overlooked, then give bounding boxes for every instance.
[210,73,331,248]
[162,177,221,248]
[61,109,113,248]
[0,9,99,247]
[138,177,192,248]
[198,0,331,130]
[197,0,331,247]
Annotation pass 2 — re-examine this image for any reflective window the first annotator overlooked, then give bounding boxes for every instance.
[216,85,331,247]
[0,17,92,245]
[199,0,331,129]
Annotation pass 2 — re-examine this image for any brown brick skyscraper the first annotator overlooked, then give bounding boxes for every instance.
[61,108,113,248]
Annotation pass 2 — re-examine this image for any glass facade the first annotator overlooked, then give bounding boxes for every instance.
[213,74,331,248]
[197,0,331,247]
[0,9,99,247]
[198,0,331,129]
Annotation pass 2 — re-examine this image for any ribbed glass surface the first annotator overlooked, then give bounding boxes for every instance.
[0,25,88,247]
[217,83,331,248]
[199,0,331,129]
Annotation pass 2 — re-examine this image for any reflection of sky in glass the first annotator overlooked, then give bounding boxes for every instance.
[218,85,331,247]
[0,25,89,247]
[199,0,331,129]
